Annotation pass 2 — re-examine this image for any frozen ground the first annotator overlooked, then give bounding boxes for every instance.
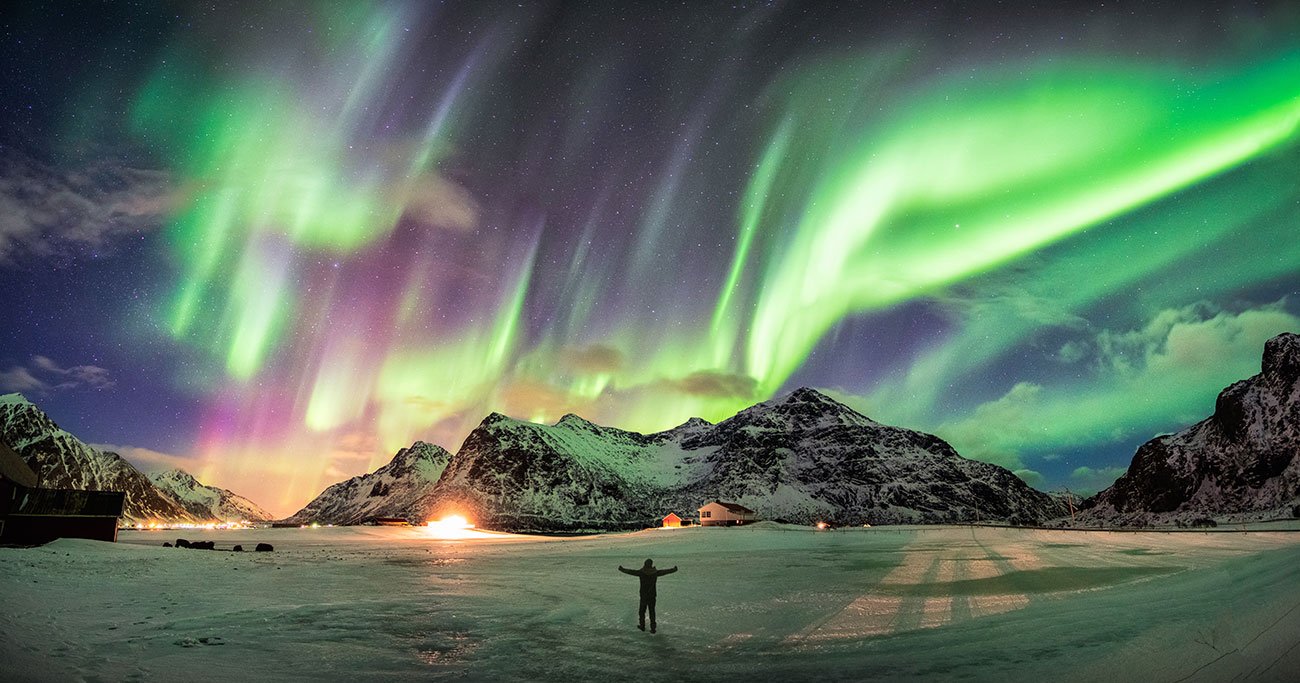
[3,523,1300,682]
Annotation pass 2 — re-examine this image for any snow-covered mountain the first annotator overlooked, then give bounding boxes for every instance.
[0,393,197,523]
[149,468,273,523]
[1082,332,1300,525]
[417,388,1062,531]
[284,441,452,525]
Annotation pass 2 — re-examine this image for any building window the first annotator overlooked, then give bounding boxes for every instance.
[701,511,711,518]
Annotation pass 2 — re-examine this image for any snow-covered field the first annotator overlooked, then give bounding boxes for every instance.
[3,523,1299,681]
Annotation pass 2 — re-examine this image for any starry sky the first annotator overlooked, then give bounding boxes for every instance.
[2,1,1299,516]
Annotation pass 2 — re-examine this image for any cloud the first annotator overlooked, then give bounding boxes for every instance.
[0,366,49,392]
[933,382,1041,470]
[0,148,175,263]
[560,344,624,375]
[1070,465,1128,496]
[32,356,114,389]
[1067,300,1297,379]
[496,379,590,420]
[400,172,479,232]
[322,429,387,480]
[0,357,114,393]
[1,353,115,390]
[666,370,758,399]
[96,443,198,474]
[939,282,1091,330]
[1013,468,1045,489]
[1057,340,1087,364]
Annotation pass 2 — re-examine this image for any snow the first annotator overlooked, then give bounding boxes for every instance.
[3,524,1300,681]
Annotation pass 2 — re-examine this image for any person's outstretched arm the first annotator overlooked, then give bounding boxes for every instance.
[659,566,678,575]
[618,566,636,575]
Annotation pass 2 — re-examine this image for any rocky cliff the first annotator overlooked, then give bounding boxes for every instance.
[1083,332,1300,525]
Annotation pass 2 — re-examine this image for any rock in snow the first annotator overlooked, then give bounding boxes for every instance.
[307,388,1063,530]
[1083,332,1300,525]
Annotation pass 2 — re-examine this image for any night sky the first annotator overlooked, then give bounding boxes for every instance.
[2,1,1298,516]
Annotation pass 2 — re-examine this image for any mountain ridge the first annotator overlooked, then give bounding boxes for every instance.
[298,387,1064,530]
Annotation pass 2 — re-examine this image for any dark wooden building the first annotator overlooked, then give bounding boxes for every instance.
[1,440,126,544]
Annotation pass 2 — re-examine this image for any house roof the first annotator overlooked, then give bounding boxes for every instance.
[701,500,755,514]
[11,488,126,517]
[0,440,38,488]
[662,512,682,519]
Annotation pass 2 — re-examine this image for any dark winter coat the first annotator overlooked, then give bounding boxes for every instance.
[619,565,678,597]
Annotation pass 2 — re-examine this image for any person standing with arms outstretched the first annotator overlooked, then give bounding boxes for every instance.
[618,559,678,633]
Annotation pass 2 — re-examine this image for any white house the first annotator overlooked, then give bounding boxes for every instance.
[698,500,757,526]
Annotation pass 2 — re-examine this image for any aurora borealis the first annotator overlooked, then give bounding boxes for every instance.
[2,2,1299,515]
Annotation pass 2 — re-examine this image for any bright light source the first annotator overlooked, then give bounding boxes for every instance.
[816,521,829,530]
[425,514,477,539]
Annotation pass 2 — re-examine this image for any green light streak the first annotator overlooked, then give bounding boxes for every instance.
[709,115,793,355]
[879,147,1300,424]
[223,242,291,379]
[304,340,372,432]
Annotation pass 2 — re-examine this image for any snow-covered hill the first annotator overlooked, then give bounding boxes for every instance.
[149,469,273,523]
[0,393,197,523]
[284,441,452,525]
[418,388,1063,531]
[1083,332,1300,525]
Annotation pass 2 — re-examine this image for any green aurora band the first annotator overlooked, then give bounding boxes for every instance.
[733,55,1300,395]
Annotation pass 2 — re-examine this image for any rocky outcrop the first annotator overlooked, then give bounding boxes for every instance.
[1083,332,1300,525]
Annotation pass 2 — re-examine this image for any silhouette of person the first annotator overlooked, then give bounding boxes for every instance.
[618,558,677,633]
